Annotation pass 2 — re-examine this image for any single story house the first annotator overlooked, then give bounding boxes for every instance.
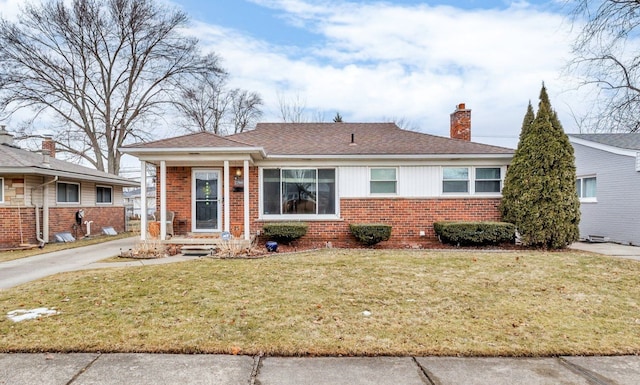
[569,133,640,245]
[120,104,514,248]
[0,126,139,249]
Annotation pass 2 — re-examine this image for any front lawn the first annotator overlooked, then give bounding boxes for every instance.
[1,249,639,356]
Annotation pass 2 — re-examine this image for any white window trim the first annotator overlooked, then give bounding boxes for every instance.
[369,167,398,196]
[0,177,4,203]
[96,185,113,205]
[56,181,80,204]
[441,166,505,196]
[577,175,597,203]
[259,167,340,220]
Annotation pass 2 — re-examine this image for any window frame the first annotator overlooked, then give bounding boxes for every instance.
[576,175,597,203]
[442,166,504,196]
[96,185,113,205]
[56,181,80,204]
[474,167,502,194]
[369,167,398,195]
[260,167,339,219]
[0,177,4,203]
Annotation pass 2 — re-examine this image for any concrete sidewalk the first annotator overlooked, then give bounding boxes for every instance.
[1,353,639,385]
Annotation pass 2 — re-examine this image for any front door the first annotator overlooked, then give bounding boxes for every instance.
[192,169,221,232]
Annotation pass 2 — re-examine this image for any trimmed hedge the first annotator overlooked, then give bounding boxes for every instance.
[262,222,308,244]
[433,221,516,246]
[349,223,392,246]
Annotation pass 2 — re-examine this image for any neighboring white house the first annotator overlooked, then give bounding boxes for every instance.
[569,133,640,245]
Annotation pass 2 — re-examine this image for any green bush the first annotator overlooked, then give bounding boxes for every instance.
[433,221,516,246]
[349,223,392,246]
[262,222,308,244]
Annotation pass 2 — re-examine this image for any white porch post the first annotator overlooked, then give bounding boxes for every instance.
[224,160,230,232]
[140,160,147,241]
[243,160,250,240]
[160,160,167,241]
[242,160,251,241]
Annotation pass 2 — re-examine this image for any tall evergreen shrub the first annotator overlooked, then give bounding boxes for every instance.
[500,85,580,248]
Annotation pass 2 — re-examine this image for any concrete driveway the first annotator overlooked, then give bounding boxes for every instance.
[569,241,640,261]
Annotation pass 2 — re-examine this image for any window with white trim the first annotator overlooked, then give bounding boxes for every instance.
[443,167,469,193]
[0,177,4,203]
[57,182,80,204]
[475,167,502,193]
[96,185,113,204]
[443,167,503,194]
[576,176,596,201]
[262,168,336,216]
[370,168,397,194]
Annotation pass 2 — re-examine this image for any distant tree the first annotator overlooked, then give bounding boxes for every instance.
[500,85,580,249]
[569,0,640,132]
[333,112,343,122]
[175,72,263,135]
[229,89,263,133]
[381,116,419,131]
[277,92,307,123]
[0,0,221,174]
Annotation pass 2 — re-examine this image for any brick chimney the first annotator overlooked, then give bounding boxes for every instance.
[42,135,56,158]
[0,125,13,145]
[450,103,471,141]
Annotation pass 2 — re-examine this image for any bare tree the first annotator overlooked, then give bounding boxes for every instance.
[277,91,308,123]
[0,0,221,173]
[569,0,640,132]
[230,89,263,133]
[175,69,231,134]
[382,116,420,131]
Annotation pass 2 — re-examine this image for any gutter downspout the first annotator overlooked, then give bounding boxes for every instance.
[31,176,58,247]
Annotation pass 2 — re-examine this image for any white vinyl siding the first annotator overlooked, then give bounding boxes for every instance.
[339,165,504,198]
[338,167,369,197]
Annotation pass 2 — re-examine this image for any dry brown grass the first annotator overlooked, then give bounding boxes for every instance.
[1,249,639,356]
[0,232,137,263]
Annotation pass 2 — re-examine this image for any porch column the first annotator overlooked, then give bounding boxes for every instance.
[243,160,250,240]
[160,160,167,241]
[140,160,147,241]
[224,160,230,232]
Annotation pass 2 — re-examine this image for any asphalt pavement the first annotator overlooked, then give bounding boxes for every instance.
[1,239,639,384]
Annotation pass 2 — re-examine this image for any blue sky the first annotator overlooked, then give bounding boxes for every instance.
[0,0,590,150]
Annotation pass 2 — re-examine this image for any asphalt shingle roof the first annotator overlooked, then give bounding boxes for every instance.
[125,123,513,156]
[0,143,138,186]
[569,133,640,151]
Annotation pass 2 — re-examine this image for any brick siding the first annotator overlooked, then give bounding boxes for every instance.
[0,206,125,248]
[161,166,502,248]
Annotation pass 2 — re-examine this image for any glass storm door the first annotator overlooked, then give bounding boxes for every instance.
[192,170,221,231]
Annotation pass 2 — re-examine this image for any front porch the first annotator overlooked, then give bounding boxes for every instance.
[137,158,256,244]
[162,233,254,256]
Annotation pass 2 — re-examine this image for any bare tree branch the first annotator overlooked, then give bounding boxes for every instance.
[0,0,219,173]
[569,0,640,132]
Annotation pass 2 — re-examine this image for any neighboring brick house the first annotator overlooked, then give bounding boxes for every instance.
[0,126,138,249]
[121,104,514,248]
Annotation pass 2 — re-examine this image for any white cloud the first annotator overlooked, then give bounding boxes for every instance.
[187,1,589,147]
